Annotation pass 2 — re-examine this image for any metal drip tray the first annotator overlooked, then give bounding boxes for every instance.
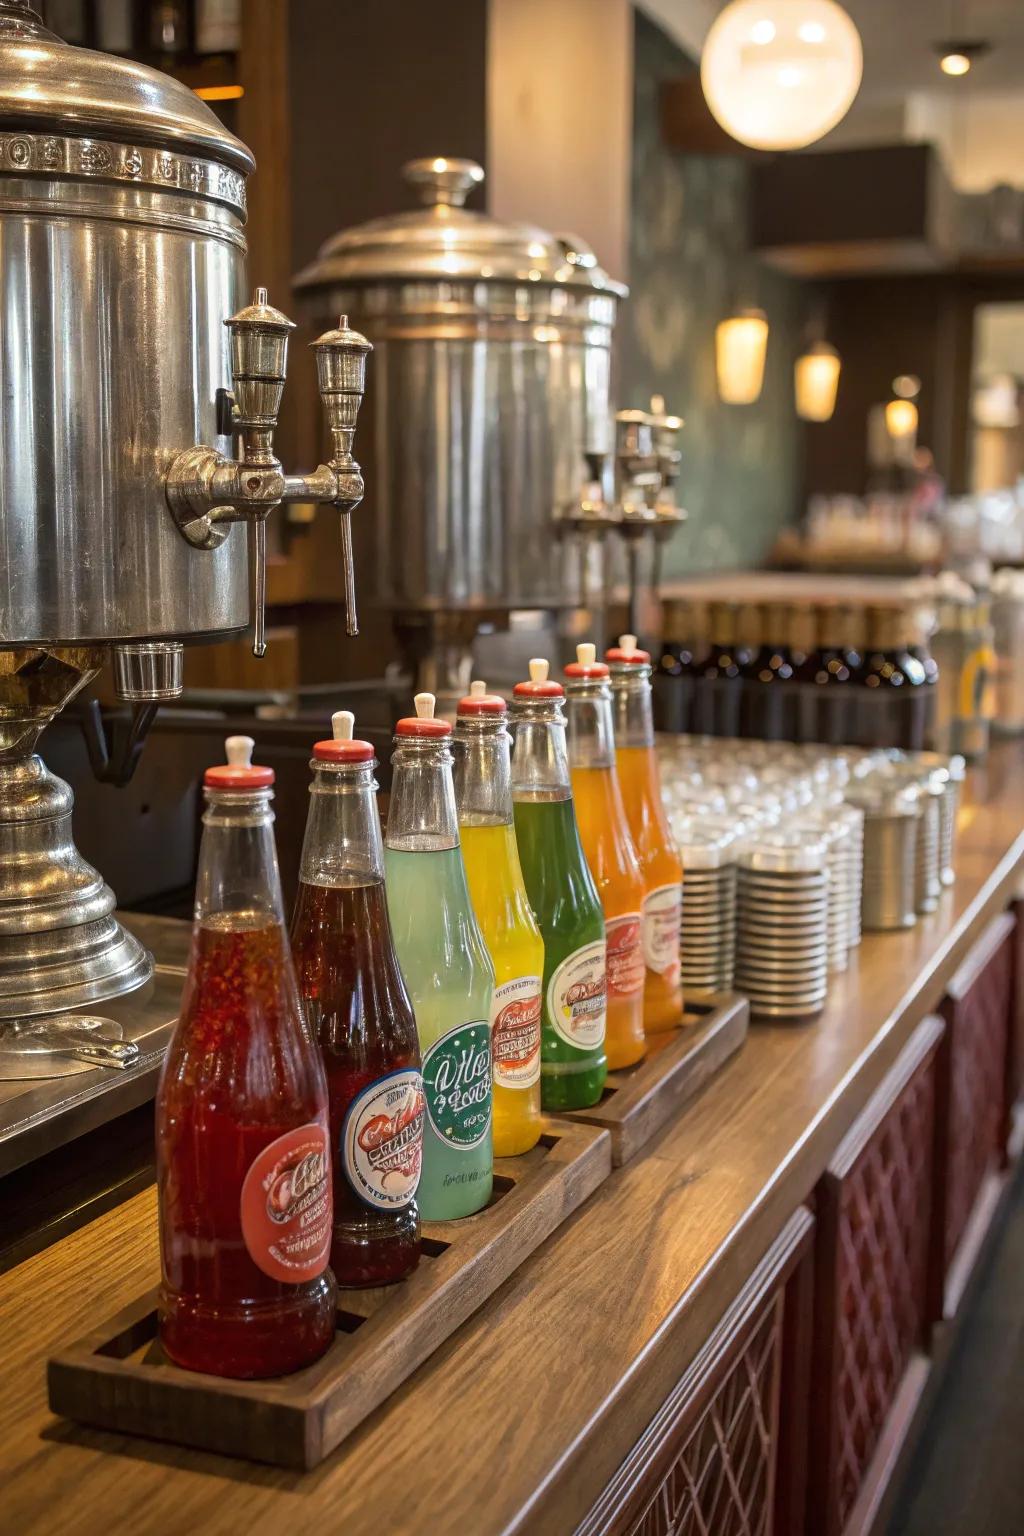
[0,914,186,1176]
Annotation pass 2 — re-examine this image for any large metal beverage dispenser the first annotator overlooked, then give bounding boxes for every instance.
[0,2,371,1055]
[294,157,635,687]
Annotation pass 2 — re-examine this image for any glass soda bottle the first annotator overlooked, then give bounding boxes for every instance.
[564,643,647,1070]
[384,693,494,1220]
[454,681,545,1158]
[156,736,335,1379]
[606,636,683,1033]
[291,711,424,1287]
[510,658,607,1109]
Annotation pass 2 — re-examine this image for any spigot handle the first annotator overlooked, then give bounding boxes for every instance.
[252,517,267,658]
[339,509,358,638]
[311,316,373,639]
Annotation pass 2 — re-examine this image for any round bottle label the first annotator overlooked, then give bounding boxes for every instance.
[422,1022,492,1149]
[547,940,607,1050]
[491,975,542,1089]
[606,913,645,997]
[239,1121,332,1284]
[341,1070,425,1211]
[642,883,682,982]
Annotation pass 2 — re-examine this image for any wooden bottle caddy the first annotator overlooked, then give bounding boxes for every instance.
[47,1119,610,1470]
[550,993,749,1166]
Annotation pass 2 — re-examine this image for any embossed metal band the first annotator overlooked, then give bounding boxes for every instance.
[0,130,247,217]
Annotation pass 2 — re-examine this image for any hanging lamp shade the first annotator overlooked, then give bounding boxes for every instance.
[885,397,918,441]
[716,310,769,404]
[701,0,863,151]
[795,341,841,421]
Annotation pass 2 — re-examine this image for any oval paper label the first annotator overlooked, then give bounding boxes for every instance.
[547,941,607,1050]
[341,1069,425,1211]
[239,1121,332,1284]
[642,883,682,982]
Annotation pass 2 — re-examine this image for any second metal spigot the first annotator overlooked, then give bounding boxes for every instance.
[165,288,372,655]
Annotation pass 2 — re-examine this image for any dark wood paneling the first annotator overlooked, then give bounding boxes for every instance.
[809,1016,942,1536]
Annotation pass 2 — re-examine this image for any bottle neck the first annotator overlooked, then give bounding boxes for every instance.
[565,680,616,769]
[454,716,513,826]
[299,760,384,887]
[386,737,459,851]
[510,698,572,802]
[609,666,654,747]
[195,787,285,927]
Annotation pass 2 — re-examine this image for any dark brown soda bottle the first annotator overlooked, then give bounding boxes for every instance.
[738,601,793,741]
[291,712,424,1287]
[855,605,928,749]
[695,600,745,737]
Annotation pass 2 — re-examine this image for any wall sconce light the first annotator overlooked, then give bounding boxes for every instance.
[716,309,769,404]
[885,397,919,440]
[795,340,841,421]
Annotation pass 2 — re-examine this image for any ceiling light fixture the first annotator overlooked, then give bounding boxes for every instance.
[700,0,863,151]
[716,310,769,404]
[932,38,990,76]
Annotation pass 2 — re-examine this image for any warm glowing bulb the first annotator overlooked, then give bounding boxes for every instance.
[885,398,919,438]
[716,311,770,404]
[795,342,841,421]
[701,0,863,150]
[940,52,971,75]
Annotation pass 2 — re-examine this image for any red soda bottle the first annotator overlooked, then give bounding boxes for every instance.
[156,736,336,1378]
[291,712,424,1286]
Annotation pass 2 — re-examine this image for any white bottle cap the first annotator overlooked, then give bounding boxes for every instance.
[576,642,597,667]
[414,692,436,719]
[225,735,254,767]
[618,634,638,656]
[469,679,487,698]
[528,657,549,683]
[332,710,355,741]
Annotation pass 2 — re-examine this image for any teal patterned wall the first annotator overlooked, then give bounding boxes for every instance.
[621,12,806,578]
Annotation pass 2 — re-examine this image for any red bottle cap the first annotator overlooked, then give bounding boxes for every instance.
[395,691,452,737]
[457,679,507,716]
[204,735,275,789]
[513,657,564,698]
[606,633,651,665]
[314,710,375,763]
[564,642,609,679]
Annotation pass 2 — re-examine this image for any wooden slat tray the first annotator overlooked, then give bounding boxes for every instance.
[551,993,749,1166]
[47,1118,610,1470]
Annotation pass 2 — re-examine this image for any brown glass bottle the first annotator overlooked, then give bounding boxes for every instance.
[654,600,709,734]
[739,601,797,741]
[694,600,745,737]
[787,606,822,742]
[291,721,423,1287]
[806,603,863,746]
[855,605,929,749]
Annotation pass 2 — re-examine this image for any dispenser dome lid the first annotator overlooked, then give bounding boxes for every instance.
[314,711,374,763]
[294,156,627,294]
[0,3,254,174]
[205,736,274,789]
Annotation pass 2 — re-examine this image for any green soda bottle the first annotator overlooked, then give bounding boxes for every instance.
[384,692,495,1220]
[510,658,607,1110]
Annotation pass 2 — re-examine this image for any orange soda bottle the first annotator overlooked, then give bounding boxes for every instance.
[564,643,646,1069]
[606,635,683,1031]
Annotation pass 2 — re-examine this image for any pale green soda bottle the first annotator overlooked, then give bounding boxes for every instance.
[384,692,495,1220]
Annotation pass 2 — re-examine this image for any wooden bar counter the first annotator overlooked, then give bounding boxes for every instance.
[4,746,1024,1536]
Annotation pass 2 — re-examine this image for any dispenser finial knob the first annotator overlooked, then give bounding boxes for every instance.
[619,634,638,655]
[469,680,487,698]
[414,692,436,719]
[576,642,597,667]
[528,658,550,684]
[332,710,355,741]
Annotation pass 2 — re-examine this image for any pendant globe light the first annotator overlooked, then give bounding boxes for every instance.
[716,309,769,404]
[701,0,864,151]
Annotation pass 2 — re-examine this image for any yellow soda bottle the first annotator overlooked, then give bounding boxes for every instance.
[607,635,683,1031]
[454,682,545,1156]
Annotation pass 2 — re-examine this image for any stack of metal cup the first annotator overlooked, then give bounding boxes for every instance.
[845,776,919,931]
[932,752,965,886]
[835,802,865,949]
[670,816,739,997]
[805,812,854,971]
[735,828,830,1019]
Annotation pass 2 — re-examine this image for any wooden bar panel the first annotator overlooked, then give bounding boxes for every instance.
[575,1210,814,1536]
[809,1016,943,1536]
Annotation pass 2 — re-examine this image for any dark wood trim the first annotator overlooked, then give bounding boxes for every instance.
[944,909,1016,1003]
[776,1205,816,1536]
[574,1208,814,1536]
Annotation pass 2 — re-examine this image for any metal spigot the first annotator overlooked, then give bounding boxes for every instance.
[165,289,372,655]
[649,394,686,541]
